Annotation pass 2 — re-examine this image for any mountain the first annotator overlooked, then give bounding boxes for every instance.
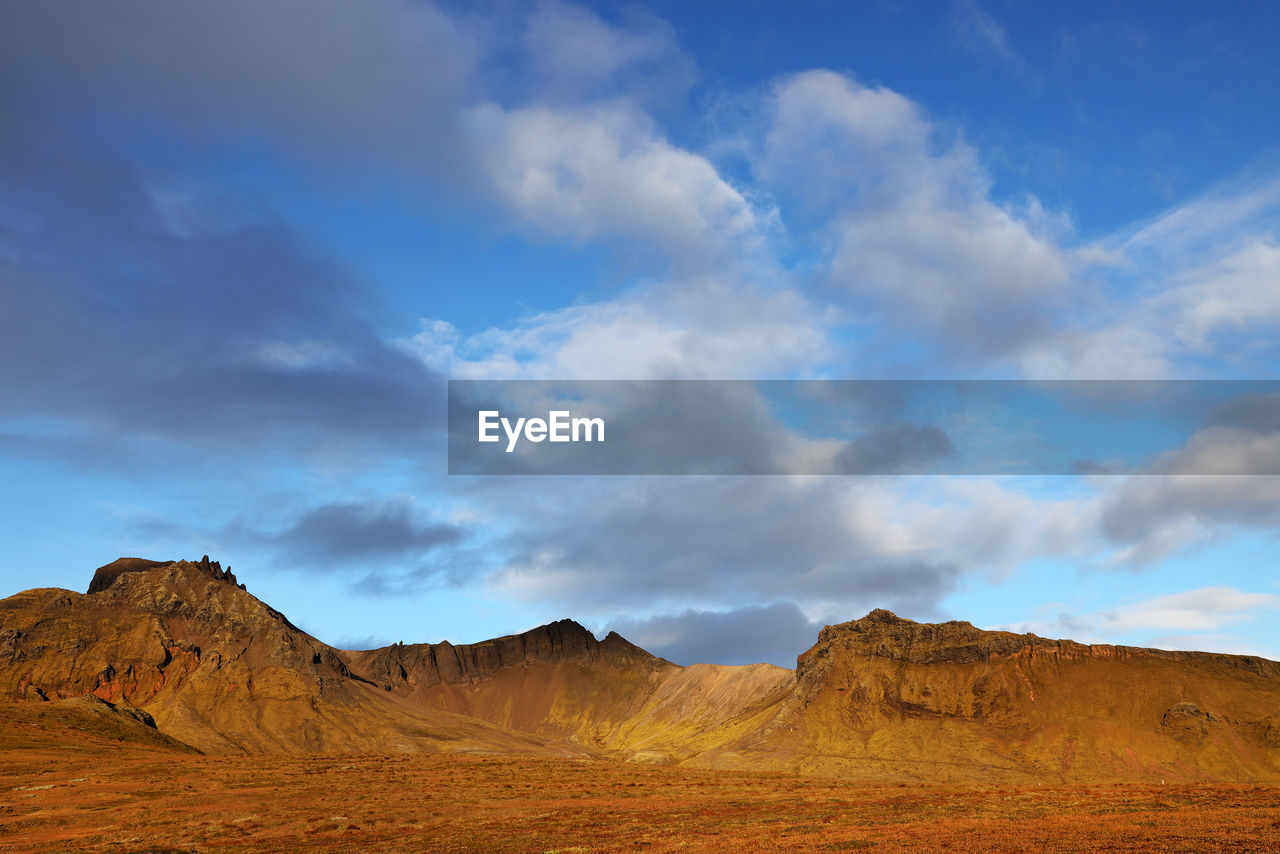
[694,608,1280,781]
[2,559,1278,783]
[342,622,793,760]
[0,558,589,757]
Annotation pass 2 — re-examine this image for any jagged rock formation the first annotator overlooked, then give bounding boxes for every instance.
[2,561,1279,783]
[88,556,243,594]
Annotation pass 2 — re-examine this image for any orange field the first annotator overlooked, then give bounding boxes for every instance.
[3,744,1278,853]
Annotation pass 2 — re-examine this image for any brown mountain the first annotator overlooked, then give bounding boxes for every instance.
[690,609,1280,781]
[2,559,1277,783]
[0,558,589,757]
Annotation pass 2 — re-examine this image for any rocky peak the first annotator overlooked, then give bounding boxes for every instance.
[88,556,244,595]
[800,609,1040,673]
[87,558,174,594]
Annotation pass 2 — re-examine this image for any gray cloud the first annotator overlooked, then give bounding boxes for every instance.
[0,2,748,279]
[124,497,468,584]
[0,1,478,191]
[606,602,823,668]
[831,423,955,474]
[0,122,443,463]
[245,499,464,569]
[472,475,963,617]
[1206,391,1280,434]
[1097,395,1280,562]
[520,1,694,107]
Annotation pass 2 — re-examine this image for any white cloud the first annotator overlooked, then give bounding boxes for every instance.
[1021,167,1280,378]
[1166,240,1280,353]
[1122,167,1280,263]
[951,0,1026,73]
[759,70,1071,364]
[406,277,834,380]
[1003,586,1278,657]
[467,101,768,271]
[1096,586,1276,634]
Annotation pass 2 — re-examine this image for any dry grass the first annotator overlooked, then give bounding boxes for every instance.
[1,745,1277,853]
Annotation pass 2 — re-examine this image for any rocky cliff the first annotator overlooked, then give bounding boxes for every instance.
[710,609,1280,782]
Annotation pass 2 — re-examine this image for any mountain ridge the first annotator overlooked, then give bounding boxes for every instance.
[2,557,1277,783]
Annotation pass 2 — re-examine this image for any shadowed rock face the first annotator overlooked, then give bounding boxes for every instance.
[3,563,1280,783]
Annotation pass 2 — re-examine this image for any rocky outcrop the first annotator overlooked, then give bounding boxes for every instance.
[738,609,1280,782]
[87,558,176,594]
[800,609,1280,675]
[88,555,243,595]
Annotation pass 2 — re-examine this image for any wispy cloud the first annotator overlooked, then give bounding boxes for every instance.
[1002,586,1279,657]
[951,0,1028,75]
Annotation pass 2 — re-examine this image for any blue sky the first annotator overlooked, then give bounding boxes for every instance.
[1,0,1278,666]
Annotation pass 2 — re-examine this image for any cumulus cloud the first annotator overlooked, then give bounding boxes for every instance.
[1096,392,1280,563]
[758,70,1071,365]
[467,102,767,270]
[6,0,1280,667]
[1101,473,1280,564]
[458,475,1099,625]
[0,1,760,277]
